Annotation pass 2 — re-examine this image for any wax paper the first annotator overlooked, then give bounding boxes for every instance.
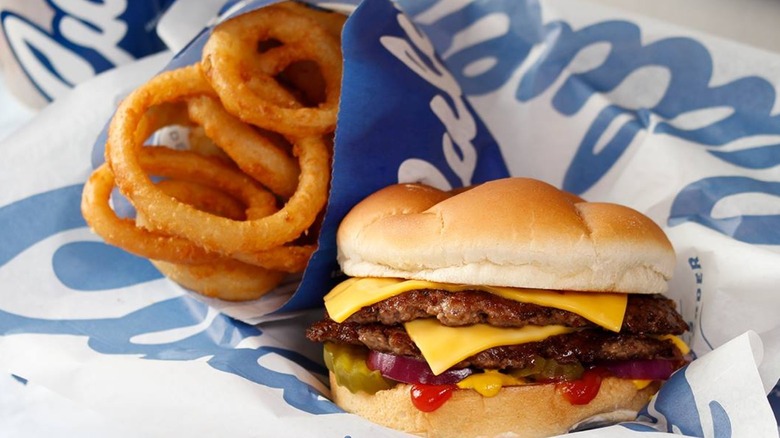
[0,0,778,436]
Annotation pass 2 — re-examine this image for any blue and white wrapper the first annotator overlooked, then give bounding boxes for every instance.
[0,0,175,109]
[0,0,779,436]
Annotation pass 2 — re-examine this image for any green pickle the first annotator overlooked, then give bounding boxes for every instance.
[509,356,584,381]
[323,343,395,394]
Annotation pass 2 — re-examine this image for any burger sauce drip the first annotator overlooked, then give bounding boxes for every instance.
[410,384,457,412]
[555,369,604,405]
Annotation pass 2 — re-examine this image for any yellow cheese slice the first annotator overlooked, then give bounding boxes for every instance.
[324,277,627,332]
[632,379,653,390]
[404,319,574,375]
[659,334,691,355]
[481,285,626,332]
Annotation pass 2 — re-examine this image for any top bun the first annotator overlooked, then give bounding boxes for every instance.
[337,178,675,294]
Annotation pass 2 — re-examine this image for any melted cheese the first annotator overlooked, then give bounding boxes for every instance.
[404,319,574,375]
[659,334,691,355]
[457,372,655,396]
[456,370,526,397]
[324,277,627,331]
[632,379,653,390]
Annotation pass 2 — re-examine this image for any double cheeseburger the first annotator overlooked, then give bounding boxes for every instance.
[306,177,689,438]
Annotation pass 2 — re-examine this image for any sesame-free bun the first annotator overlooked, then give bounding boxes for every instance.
[337,178,675,294]
[330,373,659,438]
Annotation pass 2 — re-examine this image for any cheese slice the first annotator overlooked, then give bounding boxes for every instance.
[404,319,574,375]
[659,334,691,355]
[324,277,627,332]
[632,379,653,390]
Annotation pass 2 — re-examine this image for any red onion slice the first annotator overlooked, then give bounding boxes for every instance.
[367,351,473,385]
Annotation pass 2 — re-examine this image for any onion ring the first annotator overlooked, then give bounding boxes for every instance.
[150,257,286,301]
[201,4,342,136]
[188,126,233,162]
[134,101,193,148]
[151,151,317,274]
[138,146,278,219]
[83,145,279,263]
[274,1,347,39]
[107,65,330,255]
[233,244,316,273]
[81,163,217,264]
[85,2,343,300]
[269,2,345,106]
[187,94,300,198]
[277,60,327,107]
[155,179,246,221]
[246,71,305,109]
[135,180,288,300]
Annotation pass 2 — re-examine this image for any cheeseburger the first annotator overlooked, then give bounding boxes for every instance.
[306,177,689,438]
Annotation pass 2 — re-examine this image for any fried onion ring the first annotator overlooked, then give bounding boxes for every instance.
[139,146,277,217]
[187,94,300,198]
[155,179,246,221]
[188,126,233,162]
[150,257,286,301]
[83,145,279,263]
[107,66,330,255]
[138,174,291,299]
[82,163,217,264]
[233,244,316,273]
[275,1,347,39]
[84,2,343,301]
[135,186,286,301]
[201,4,342,136]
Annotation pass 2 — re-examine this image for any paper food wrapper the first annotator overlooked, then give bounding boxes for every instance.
[1,0,779,436]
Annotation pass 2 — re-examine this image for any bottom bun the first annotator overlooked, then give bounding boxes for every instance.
[330,373,659,438]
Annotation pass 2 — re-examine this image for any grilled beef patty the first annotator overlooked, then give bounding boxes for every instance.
[306,289,688,370]
[306,319,685,370]
[341,289,687,334]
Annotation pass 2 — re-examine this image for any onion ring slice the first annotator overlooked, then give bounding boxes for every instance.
[201,5,342,135]
[139,145,278,219]
[187,94,300,198]
[107,64,331,255]
[81,163,217,264]
[188,126,233,162]
[274,1,347,39]
[150,257,286,301]
[233,244,316,273]
[83,144,279,263]
[155,179,246,221]
[135,179,288,300]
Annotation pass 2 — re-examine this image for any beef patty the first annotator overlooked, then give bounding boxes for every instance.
[306,288,688,370]
[341,289,687,334]
[306,319,684,370]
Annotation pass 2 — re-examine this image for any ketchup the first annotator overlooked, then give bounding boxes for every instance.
[410,384,457,412]
[555,369,603,405]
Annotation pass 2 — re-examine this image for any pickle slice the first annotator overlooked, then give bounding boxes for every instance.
[323,343,395,394]
[509,356,585,381]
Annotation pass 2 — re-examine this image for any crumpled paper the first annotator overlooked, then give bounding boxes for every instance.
[0,0,778,436]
